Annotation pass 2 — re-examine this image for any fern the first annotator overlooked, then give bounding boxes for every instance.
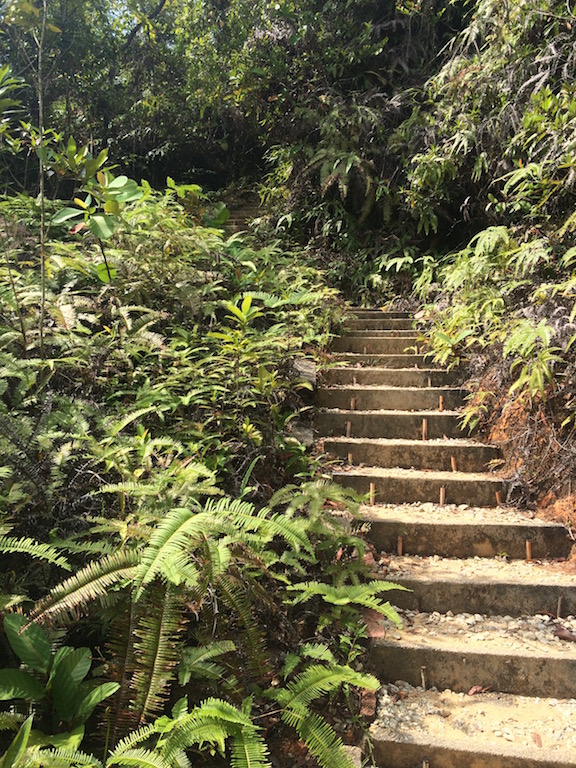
[107,749,172,768]
[131,585,185,724]
[178,640,237,685]
[0,536,71,570]
[274,664,378,712]
[31,550,139,625]
[29,747,103,767]
[282,708,355,768]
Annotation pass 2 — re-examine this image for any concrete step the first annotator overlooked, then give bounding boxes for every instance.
[317,409,466,439]
[332,353,430,368]
[370,687,576,768]
[368,608,576,697]
[317,386,464,411]
[381,555,576,616]
[344,317,415,330]
[361,503,572,559]
[347,309,411,319]
[332,466,504,506]
[324,436,498,473]
[321,367,459,388]
[342,329,420,337]
[332,336,422,355]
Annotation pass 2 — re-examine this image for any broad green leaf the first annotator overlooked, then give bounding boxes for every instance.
[88,214,117,240]
[0,669,45,701]
[52,648,92,721]
[2,714,33,768]
[95,262,116,283]
[51,207,83,226]
[75,682,120,721]
[3,614,51,673]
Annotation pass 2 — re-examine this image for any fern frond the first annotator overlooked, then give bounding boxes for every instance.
[274,664,379,712]
[229,728,270,768]
[0,536,71,570]
[215,574,268,678]
[31,550,139,625]
[178,640,236,685]
[0,711,26,730]
[161,698,259,764]
[106,748,172,768]
[282,708,355,768]
[131,584,186,723]
[108,723,158,756]
[132,507,206,599]
[30,747,102,767]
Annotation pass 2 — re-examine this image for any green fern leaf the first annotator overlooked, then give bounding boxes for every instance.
[32,747,103,766]
[0,536,70,570]
[107,748,172,768]
[274,664,378,713]
[131,585,185,723]
[282,708,355,768]
[31,550,139,625]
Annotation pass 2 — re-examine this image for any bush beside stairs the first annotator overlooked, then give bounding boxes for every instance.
[317,308,576,768]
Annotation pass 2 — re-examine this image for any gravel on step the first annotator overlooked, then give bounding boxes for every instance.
[372,608,576,655]
[372,681,576,758]
[379,554,576,583]
[362,501,548,526]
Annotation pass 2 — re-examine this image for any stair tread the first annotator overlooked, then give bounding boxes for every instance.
[326,435,488,447]
[369,608,576,659]
[319,385,463,392]
[333,465,502,481]
[320,407,461,416]
[371,685,576,766]
[360,502,565,529]
[381,554,576,587]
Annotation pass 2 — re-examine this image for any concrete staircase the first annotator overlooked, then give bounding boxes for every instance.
[317,308,576,768]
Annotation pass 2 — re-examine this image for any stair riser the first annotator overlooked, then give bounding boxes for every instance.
[371,643,576,698]
[317,388,464,411]
[318,412,465,440]
[324,440,498,473]
[332,473,503,507]
[334,353,430,368]
[344,329,418,337]
[390,579,576,617]
[322,368,459,387]
[345,318,414,330]
[348,310,411,319]
[367,521,572,560]
[332,337,422,354]
[371,738,573,768]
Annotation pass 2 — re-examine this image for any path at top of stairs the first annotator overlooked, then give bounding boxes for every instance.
[316,307,576,768]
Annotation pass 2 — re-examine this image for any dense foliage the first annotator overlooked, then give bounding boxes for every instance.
[2,0,576,762]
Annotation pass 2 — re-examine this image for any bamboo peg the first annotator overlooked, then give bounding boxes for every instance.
[525,540,532,562]
[495,490,502,506]
[421,418,428,441]
[397,536,403,556]
[347,452,353,465]
[439,486,446,506]
[369,483,375,505]
[557,595,564,619]
[450,455,457,472]
[350,397,356,410]
[420,666,427,691]
[345,420,352,437]
[439,394,444,412]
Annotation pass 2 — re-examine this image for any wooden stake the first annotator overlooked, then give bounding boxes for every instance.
[369,483,376,505]
[495,490,502,506]
[363,345,367,355]
[353,375,357,385]
[350,397,356,411]
[439,394,444,412]
[439,486,446,506]
[525,540,532,562]
[422,761,431,768]
[347,452,353,465]
[421,418,428,441]
[557,595,563,619]
[420,666,427,691]
[450,455,457,472]
[428,376,432,387]
[345,421,352,437]
[397,536,403,556]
